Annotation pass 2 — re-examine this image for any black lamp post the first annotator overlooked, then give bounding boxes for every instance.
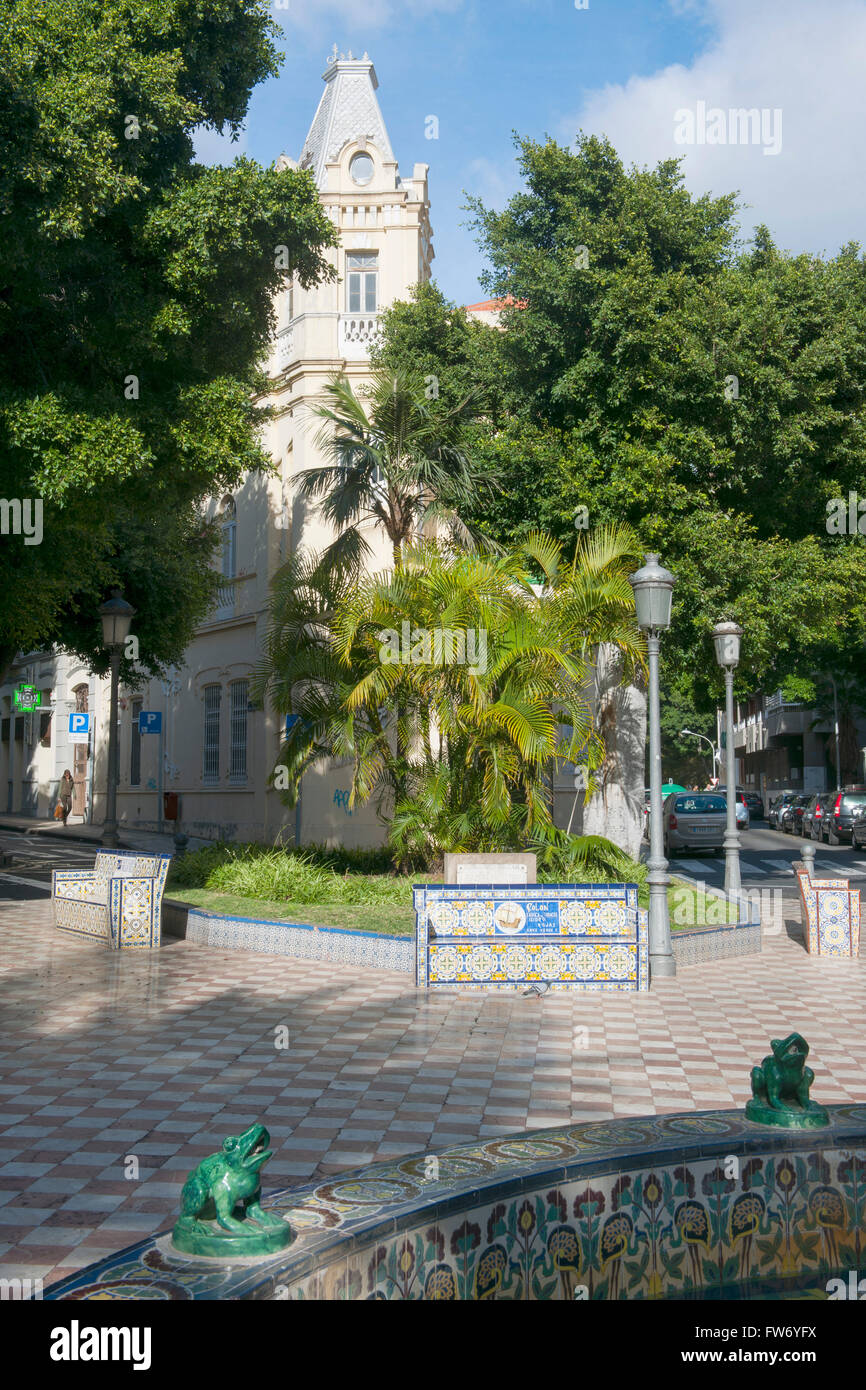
[630,553,676,980]
[98,593,136,848]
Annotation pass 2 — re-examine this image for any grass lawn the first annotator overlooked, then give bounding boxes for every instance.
[166,877,742,936]
[166,888,415,936]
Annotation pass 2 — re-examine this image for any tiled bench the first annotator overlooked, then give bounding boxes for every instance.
[414,882,648,990]
[794,851,860,957]
[52,850,172,949]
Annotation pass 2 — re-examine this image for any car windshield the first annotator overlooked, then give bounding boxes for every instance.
[841,793,866,810]
[674,795,726,813]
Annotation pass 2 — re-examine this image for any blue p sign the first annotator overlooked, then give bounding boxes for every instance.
[139,711,162,735]
[69,712,90,735]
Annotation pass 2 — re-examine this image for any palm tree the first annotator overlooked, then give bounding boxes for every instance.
[255,525,645,865]
[299,367,490,575]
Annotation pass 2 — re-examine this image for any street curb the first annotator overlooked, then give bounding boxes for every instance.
[0,819,133,849]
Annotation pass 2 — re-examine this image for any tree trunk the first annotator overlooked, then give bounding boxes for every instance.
[581,643,647,859]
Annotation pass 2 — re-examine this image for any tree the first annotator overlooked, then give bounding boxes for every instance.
[300,368,493,574]
[254,526,644,866]
[0,0,337,681]
[457,134,866,723]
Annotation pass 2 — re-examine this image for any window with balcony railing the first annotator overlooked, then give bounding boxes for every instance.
[347,252,378,312]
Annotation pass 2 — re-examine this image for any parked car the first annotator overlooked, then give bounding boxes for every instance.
[717,787,750,829]
[663,791,727,857]
[805,792,835,840]
[767,792,796,829]
[820,788,866,844]
[790,796,809,836]
[745,792,764,819]
[850,804,866,852]
[780,794,808,833]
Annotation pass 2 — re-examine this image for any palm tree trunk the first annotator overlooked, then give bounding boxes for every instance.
[580,642,647,859]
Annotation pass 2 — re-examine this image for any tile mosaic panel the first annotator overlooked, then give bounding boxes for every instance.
[53,851,171,950]
[414,883,648,990]
[795,867,860,957]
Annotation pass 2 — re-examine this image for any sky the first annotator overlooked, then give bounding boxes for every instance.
[196,0,866,307]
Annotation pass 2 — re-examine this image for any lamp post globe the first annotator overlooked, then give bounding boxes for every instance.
[712,620,744,914]
[98,592,136,849]
[629,553,676,981]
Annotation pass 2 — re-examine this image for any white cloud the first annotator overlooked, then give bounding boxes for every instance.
[559,0,866,256]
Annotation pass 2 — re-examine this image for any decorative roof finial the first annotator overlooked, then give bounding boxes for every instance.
[347,49,354,60]
[328,43,338,63]
[363,51,369,60]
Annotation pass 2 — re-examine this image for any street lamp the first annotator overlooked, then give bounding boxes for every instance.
[712,620,744,912]
[630,553,676,980]
[99,592,136,848]
[681,728,718,784]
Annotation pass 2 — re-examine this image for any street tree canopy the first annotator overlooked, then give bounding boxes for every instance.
[376,135,866,735]
[0,0,337,681]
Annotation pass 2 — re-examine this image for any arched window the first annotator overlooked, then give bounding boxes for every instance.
[221,497,237,579]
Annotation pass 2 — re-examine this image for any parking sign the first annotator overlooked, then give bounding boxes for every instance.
[139,711,162,735]
[68,712,90,745]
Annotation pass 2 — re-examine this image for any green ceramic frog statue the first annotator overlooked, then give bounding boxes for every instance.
[745,1033,830,1129]
[172,1122,293,1256]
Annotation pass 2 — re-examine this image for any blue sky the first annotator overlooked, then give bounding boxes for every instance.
[198,0,866,306]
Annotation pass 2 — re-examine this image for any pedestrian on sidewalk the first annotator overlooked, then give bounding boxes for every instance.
[58,769,74,827]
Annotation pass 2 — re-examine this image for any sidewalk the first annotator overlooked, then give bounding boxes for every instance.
[0,814,210,856]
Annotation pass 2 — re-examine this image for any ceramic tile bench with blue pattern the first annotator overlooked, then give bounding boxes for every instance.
[52,850,172,949]
[794,862,860,957]
[414,881,648,990]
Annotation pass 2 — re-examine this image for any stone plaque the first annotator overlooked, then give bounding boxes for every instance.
[444,852,536,886]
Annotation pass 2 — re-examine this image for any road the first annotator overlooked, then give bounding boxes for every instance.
[663,820,866,895]
[0,828,100,899]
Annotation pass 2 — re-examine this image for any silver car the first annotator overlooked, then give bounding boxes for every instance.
[663,791,727,856]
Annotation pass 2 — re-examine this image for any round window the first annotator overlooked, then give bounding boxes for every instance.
[350,152,374,186]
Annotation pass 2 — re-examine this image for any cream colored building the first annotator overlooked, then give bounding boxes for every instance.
[0,53,434,846]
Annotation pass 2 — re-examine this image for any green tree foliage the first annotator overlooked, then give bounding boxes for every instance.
[254,526,644,866]
[374,135,866,726]
[0,0,337,680]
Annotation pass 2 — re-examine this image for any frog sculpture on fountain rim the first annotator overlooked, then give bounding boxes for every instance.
[745,1032,830,1129]
[171,1122,293,1256]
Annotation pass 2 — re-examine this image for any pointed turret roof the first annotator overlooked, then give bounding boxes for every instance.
[299,50,395,186]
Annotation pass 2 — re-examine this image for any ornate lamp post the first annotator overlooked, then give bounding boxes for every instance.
[98,593,136,848]
[712,620,744,911]
[630,554,676,980]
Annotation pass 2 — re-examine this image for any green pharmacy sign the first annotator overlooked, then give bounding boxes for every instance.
[13,683,42,712]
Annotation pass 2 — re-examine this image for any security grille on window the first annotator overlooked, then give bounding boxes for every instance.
[203,685,221,781]
[229,680,248,780]
[130,699,142,786]
[347,252,378,313]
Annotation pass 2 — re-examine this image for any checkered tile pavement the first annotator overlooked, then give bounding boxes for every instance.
[0,895,863,1288]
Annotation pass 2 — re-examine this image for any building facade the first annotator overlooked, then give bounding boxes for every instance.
[0,53,434,846]
[724,688,866,798]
